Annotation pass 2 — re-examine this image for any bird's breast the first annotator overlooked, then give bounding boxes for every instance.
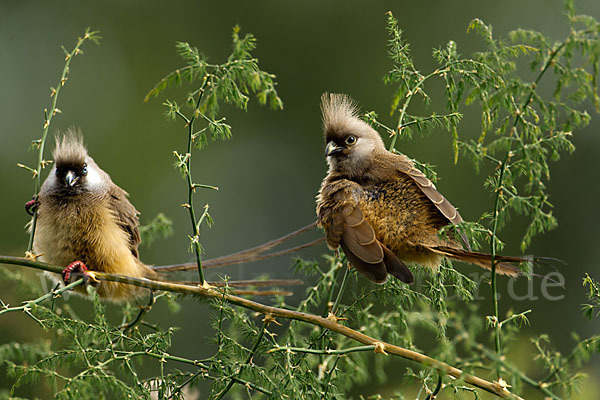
[33,195,134,273]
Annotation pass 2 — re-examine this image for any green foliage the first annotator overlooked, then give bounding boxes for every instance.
[146,26,282,149]
[582,274,600,320]
[2,2,600,399]
[149,25,284,285]
[139,213,174,248]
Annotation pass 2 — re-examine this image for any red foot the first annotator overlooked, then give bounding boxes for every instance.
[25,198,39,216]
[62,261,94,285]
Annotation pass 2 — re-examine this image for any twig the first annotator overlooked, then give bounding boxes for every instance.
[330,263,350,316]
[214,318,269,399]
[0,277,85,317]
[115,350,273,396]
[25,28,100,253]
[478,345,562,400]
[270,345,377,355]
[121,290,157,332]
[205,279,303,287]
[489,152,507,374]
[176,79,212,285]
[166,279,301,296]
[0,255,522,399]
[322,354,342,398]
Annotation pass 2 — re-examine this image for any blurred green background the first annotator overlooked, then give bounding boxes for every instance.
[1,0,599,398]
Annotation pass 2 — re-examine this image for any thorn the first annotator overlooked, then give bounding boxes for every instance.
[24,251,43,261]
[200,281,214,290]
[262,313,280,326]
[41,160,53,169]
[373,342,387,355]
[86,271,100,284]
[492,378,511,394]
[326,312,347,323]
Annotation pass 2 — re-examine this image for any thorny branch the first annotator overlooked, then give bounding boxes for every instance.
[0,255,521,399]
[23,28,100,254]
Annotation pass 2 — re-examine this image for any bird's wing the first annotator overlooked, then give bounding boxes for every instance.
[317,179,413,284]
[108,185,141,259]
[395,155,470,248]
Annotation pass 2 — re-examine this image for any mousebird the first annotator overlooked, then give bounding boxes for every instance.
[316,93,530,284]
[32,131,155,301]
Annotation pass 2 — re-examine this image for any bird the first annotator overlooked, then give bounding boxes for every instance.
[316,93,528,284]
[31,131,155,301]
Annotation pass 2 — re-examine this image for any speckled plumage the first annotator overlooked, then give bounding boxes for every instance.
[316,93,521,284]
[34,131,155,301]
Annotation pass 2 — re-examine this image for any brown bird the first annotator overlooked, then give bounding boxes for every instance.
[32,131,155,301]
[316,93,526,284]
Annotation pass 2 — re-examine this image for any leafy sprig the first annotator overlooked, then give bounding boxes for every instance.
[146,26,283,284]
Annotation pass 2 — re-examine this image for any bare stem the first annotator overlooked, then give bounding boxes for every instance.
[26,28,99,253]
[270,344,376,355]
[0,278,85,317]
[182,80,209,284]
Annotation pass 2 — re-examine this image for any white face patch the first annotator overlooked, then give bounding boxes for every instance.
[84,160,104,189]
[352,137,376,159]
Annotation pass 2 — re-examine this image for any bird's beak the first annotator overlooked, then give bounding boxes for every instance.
[325,141,344,157]
[64,170,78,187]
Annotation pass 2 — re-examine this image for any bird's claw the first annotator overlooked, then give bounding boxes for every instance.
[25,197,39,216]
[62,261,98,286]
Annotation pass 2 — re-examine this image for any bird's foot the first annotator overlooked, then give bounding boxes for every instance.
[25,197,39,216]
[62,261,98,286]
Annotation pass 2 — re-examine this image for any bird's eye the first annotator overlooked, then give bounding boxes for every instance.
[82,163,88,175]
[345,135,357,145]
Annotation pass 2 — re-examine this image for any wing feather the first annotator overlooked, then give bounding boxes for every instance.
[318,179,414,284]
[108,185,141,259]
[396,155,469,248]
[397,156,462,225]
[318,180,386,280]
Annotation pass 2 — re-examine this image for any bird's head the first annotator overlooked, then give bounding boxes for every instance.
[47,130,107,195]
[320,93,386,177]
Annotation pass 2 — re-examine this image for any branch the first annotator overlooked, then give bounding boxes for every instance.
[269,344,377,356]
[0,255,521,399]
[25,28,100,253]
[183,82,210,285]
[0,278,85,317]
[214,317,269,399]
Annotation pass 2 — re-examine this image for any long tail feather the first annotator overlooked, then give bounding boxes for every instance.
[431,246,525,276]
[152,223,320,272]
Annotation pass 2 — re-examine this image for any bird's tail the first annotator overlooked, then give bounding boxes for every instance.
[431,246,527,276]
